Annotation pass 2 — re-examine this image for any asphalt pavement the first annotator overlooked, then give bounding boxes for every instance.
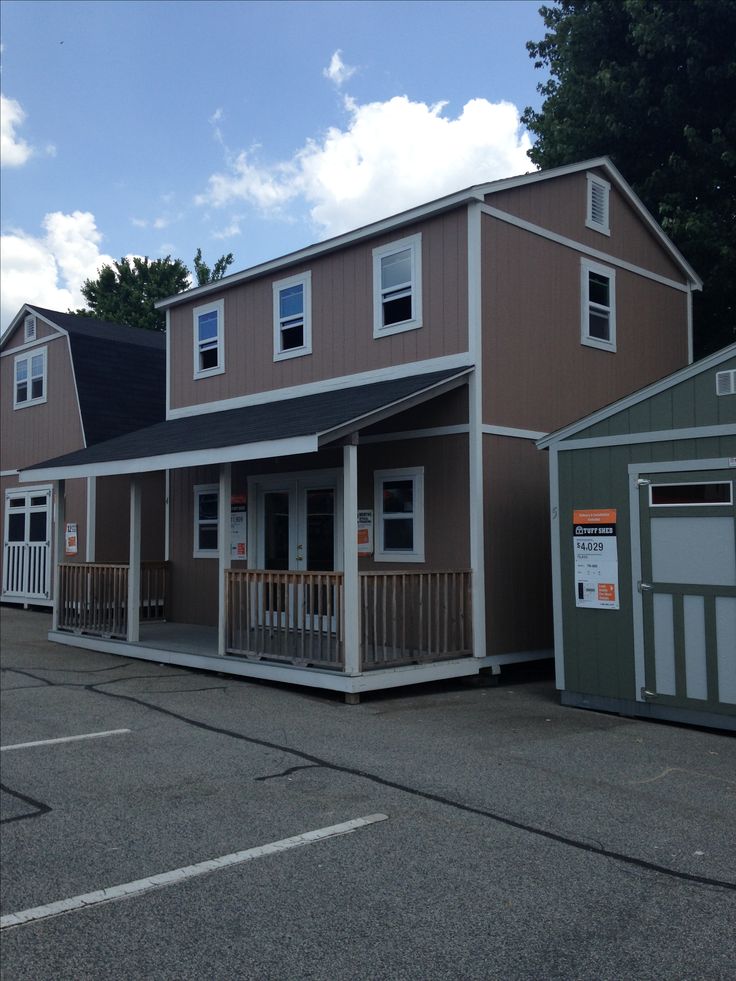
[1,606,734,980]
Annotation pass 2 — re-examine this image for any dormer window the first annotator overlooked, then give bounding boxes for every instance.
[24,314,37,342]
[586,173,610,235]
[14,348,47,408]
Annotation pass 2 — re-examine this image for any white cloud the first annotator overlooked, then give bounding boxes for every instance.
[197,94,534,239]
[0,211,115,331]
[1,93,33,167]
[323,51,356,88]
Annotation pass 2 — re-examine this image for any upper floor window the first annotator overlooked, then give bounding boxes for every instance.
[372,234,422,338]
[581,259,616,352]
[374,467,425,563]
[14,348,47,409]
[586,173,610,235]
[193,484,219,557]
[273,271,312,361]
[24,314,37,342]
[193,299,224,379]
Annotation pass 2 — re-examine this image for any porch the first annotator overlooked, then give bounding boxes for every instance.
[55,562,473,674]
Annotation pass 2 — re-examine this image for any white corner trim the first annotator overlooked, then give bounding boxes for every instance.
[467,200,486,659]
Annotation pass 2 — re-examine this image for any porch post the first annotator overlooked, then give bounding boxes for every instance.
[52,479,65,630]
[218,462,232,657]
[342,442,360,675]
[127,476,141,643]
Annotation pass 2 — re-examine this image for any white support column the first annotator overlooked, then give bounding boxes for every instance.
[85,476,96,562]
[342,442,360,676]
[218,463,232,657]
[164,469,171,562]
[467,200,487,659]
[127,476,141,643]
[52,480,65,630]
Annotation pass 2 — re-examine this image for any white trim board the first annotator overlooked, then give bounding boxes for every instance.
[0,332,65,358]
[481,204,690,293]
[167,352,472,421]
[360,424,469,445]
[552,423,736,452]
[482,424,547,441]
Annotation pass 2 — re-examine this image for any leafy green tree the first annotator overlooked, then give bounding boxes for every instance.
[74,249,236,331]
[522,0,736,356]
[192,248,234,286]
[75,256,191,331]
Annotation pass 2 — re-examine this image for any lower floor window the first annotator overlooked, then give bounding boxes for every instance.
[374,468,424,562]
[194,484,219,557]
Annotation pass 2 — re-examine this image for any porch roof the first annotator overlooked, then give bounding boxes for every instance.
[20,367,472,481]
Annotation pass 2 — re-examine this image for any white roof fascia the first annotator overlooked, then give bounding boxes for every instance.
[156,157,698,314]
[155,189,486,311]
[19,434,320,483]
[537,343,736,450]
[317,369,472,446]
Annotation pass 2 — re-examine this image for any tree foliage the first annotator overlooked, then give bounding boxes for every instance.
[522,0,736,356]
[74,250,236,331]
[192,247,234,286]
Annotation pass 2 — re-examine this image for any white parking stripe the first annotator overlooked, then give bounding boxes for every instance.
[0,813,388,930]
[1,729,131,752]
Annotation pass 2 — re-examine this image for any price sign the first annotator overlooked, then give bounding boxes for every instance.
[573,508,619,610]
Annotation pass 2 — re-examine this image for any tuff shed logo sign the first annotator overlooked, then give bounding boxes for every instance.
[573,509,619,610]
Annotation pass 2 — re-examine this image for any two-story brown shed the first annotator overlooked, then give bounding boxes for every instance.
[1,307,166,607]
[19,158,702,698]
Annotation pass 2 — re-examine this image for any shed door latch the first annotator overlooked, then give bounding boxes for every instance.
[638,581,653,592]
[637,478,651,487]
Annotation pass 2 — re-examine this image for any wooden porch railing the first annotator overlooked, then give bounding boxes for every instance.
[359,570,472,669]
[57,562,168,638]
[226,569,344,668]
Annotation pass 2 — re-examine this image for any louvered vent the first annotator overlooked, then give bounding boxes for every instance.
[586,174,610,233]
[715,369,736,396]
[24,314,37,342]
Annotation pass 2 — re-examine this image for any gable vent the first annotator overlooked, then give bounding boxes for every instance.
[24,314,37,342]
[586,174,610,234]
[716,369,736,396]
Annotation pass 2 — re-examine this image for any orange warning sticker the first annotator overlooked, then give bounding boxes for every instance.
[597,583,616,602]
[573,509,617,525]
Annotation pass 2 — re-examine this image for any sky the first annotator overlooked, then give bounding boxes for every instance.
[0,0,549,331]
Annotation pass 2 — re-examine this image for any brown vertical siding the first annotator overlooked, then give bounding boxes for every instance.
[169,209,469,411]
[0,335,84,472]
[63,479,88,563]
[481,215,689,434]
[2,315,61,349]
[487,170,688,283]
[358,435,470,572]
[169,466,220,625]
[483,434,553,656]
[94,472,166,563]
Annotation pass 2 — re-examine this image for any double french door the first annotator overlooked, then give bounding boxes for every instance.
[253,472,342,631]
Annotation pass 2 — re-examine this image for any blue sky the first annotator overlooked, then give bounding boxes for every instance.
[1,0,548,330]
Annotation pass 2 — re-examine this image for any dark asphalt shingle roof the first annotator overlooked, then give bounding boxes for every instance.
[23,368,470,475]
[28,307,166,445]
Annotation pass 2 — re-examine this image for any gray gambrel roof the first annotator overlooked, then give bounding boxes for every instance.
[20,367,472,481]
[5,306,166,447]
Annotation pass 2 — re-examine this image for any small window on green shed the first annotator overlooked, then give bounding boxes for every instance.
[650,482,733,507]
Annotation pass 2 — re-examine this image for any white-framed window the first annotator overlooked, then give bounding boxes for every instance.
[374,467,425,563]
[580,259,616,351]
[24,314,37,342]
[372,233,423,338]
[586,173,610,235]
[273,271,312,361]
[14,347,47,409]
[193,484,219,557]
[193,299,225,379]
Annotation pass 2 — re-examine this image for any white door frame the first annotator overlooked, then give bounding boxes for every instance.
[2,484,53,601]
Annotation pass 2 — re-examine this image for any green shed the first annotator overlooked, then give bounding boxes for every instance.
[539,344,736,730]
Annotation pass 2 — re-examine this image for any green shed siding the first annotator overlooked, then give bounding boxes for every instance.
[557,433,736,704]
